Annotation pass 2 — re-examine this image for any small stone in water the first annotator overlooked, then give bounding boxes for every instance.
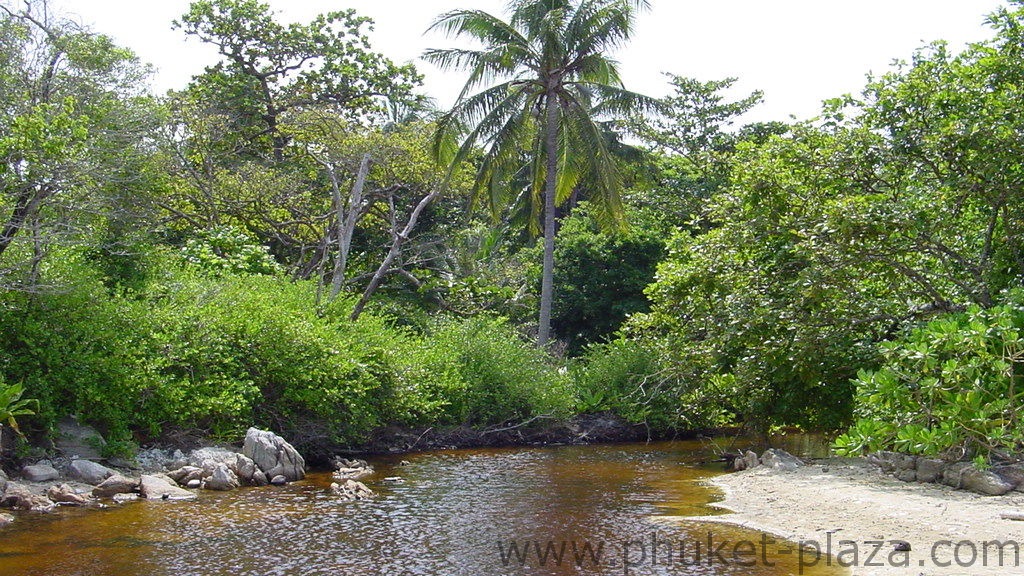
[270,475,287,486]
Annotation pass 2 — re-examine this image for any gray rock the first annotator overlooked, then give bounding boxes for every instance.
[962,468,1014,496]
[0,469,7,494]
[916,458,945,483]
[21,464,60,483]
[92,474,139,498]
[139,475,196,501]
[167,466,205,486]
[743,450,759,470]
[732,454,747,471]
[188,448,260,486]
[251,470,268,487]
[112,493,138,504]
[270,475,287,486]
[54,416,105,460]
[68,459,117,485]
[330,479,374,500]
[896,469,917,482]
[203,464,239,491]
[941,462,974,489]
[760,448,803,471]
[992,464,1024,490]
[46,484,89,506]
[868,451,916,474]
[186,479,202,489]
[1,483,55,511]
[242,428,305,482]
[0,512,13,527]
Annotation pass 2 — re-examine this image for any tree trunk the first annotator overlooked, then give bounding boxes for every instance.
[350,189,440,322]
[329,153,371,300]
[538,91,560,348]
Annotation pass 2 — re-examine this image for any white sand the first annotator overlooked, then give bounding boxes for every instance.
[688,459,1024,576]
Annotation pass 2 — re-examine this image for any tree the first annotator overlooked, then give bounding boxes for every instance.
[0,0,163,291]
[174,0,421,161]
[425,0,658,347]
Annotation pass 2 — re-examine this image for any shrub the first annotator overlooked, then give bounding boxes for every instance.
[835,292,1024,458]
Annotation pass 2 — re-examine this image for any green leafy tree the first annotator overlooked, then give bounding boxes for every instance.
[425,0,659,347]
[174,0,421,161]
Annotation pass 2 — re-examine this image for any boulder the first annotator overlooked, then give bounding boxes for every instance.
[0,512,13,527]
[203,464,240,491]
[92,474,139,498]
[0,468,7,494]
[992,464,1024,491]
[941,462,974,489]
[186,479,202,489]
[760,449,803,471]
[895,469,917,483]
[242,428,305,482]
[46,484,89,506]
[916,458,946,484]
[139,475,196,501]
[731,454,747,471]
[269,475,288,486]
[21,464,60,483]
[68,459,117,485]
[54,416,105,460]
[962,468,1014,496]
[330,479,374,501]
[187,448,260,486]
[167,466,205,486]
[743,450,759,470]
[1,483,55,511]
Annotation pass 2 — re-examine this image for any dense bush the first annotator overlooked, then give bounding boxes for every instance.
[835,292,1024,459]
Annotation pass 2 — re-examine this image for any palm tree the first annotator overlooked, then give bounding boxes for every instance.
[425,0,657,347]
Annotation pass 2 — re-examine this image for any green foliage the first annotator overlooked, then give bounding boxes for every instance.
[0,378,38,436]
[551,202,667,351]
[424,316,574,426]
[835,294,1024,458]
[180,225,282,275]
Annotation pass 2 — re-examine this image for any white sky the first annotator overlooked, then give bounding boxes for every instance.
[51,0,1010,123]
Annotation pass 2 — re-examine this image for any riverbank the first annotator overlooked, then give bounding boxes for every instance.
[691,459,1024,575]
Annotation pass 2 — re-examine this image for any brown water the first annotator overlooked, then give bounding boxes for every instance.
[0,440,845,576]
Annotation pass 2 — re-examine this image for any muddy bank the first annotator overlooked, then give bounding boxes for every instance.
[689,459,1024,576]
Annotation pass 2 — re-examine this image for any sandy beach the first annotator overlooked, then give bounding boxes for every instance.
[688,459,1024,576]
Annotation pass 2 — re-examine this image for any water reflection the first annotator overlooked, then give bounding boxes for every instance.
[0,441,844,576]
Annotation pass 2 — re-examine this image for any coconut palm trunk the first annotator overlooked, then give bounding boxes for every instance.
[538,89,561,347]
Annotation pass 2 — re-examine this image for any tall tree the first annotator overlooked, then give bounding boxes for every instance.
[425,0,658,347]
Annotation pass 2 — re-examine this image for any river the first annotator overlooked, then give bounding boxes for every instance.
[0,439,845,575]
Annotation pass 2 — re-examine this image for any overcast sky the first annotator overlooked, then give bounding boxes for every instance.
[50,0,1011,123]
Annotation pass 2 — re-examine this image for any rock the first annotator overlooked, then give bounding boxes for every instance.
[743,450,759,470]
[0,468,7,494]
[270,475,288,486]
[167,466,205,486]
[760,449,803,471]
[46,484,89,506]
[1,483,55,511]
[962,467,1014,496]
[333,465,374,481]
[112,493,138,504]
[330,479,374,500]
[893,541,911,552]
[731,454,747,471]
[242,428,305,482]
[187,448,260,486]
[916,458,946,484]
[895,469,917,482]
[21,464,60,483]
[941,462,974,489]
[139,475,196,501]
[203,464,239,491]
[993,464,1024,490]
[92,474,139,498]
[68,459,117,485]
[135,448,184,473]
[54,416,105,460]
[251,470,268,487]
[0,512,13,527]
[186,479,202,489]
